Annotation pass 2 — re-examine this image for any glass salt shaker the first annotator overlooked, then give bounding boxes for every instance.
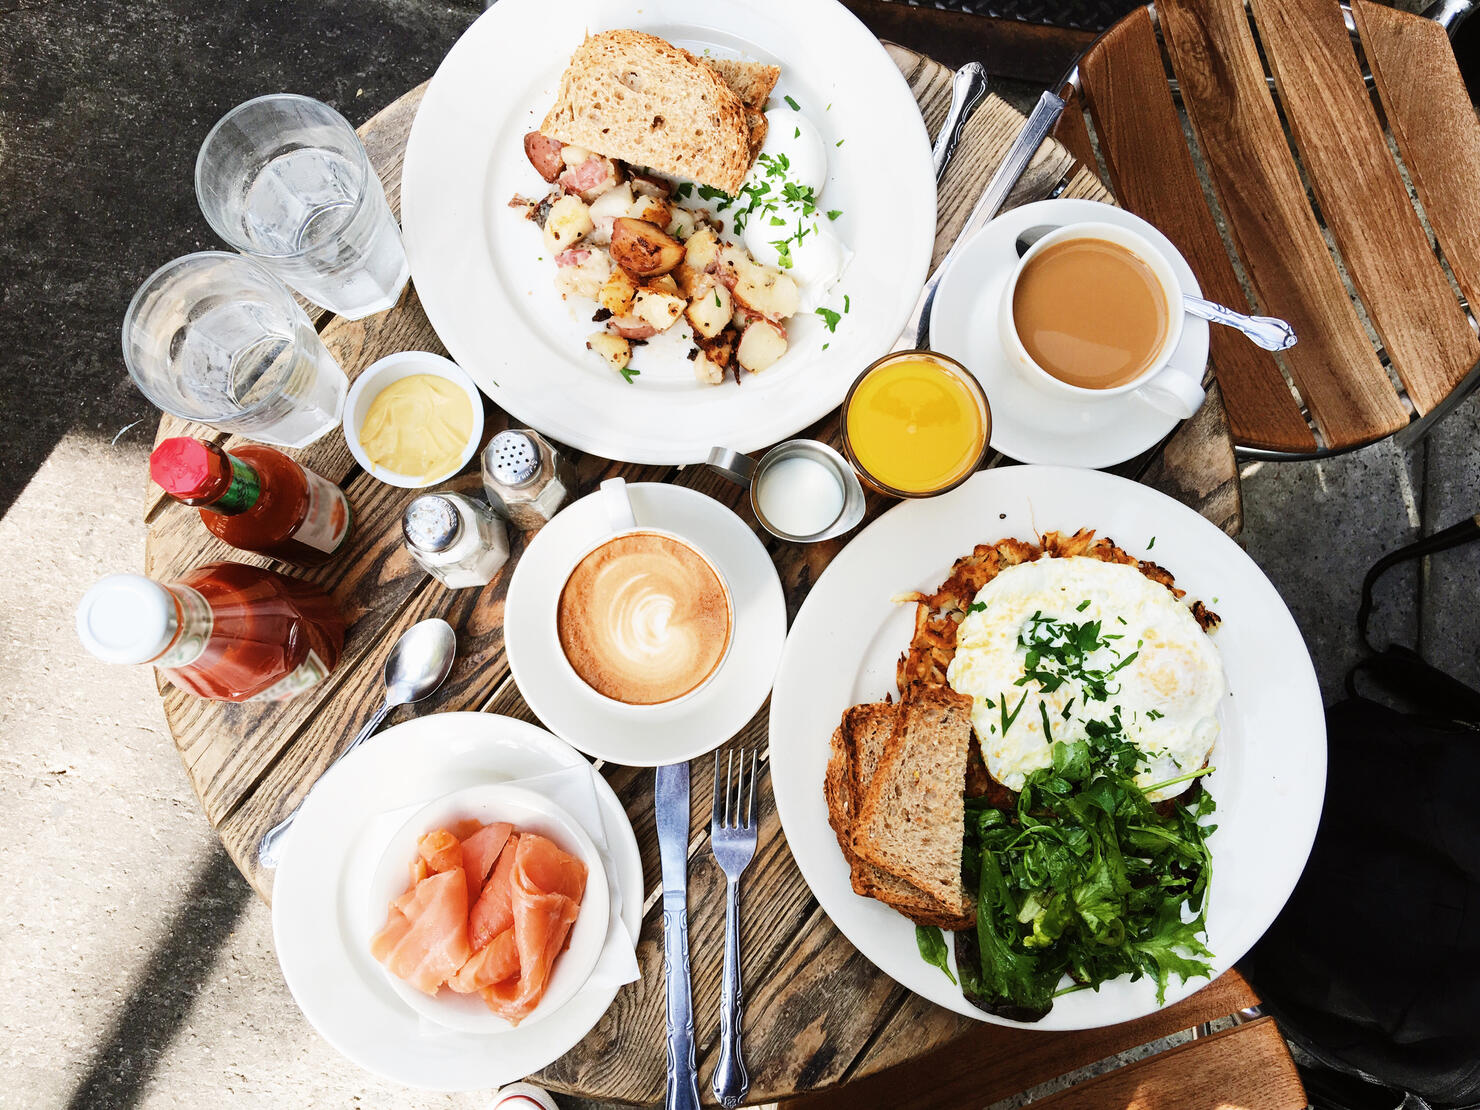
[402,492,509,589]
[481,429,575,529]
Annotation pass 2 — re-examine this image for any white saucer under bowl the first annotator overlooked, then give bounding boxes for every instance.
[930,198,1210,469]
[505,482,788,766]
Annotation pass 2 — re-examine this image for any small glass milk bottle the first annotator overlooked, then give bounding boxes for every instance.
[480,429,575,529]
[402,492,510,589]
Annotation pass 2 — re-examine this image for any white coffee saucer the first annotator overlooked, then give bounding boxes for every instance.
[930,198,1210,469]
[505,482,788,766]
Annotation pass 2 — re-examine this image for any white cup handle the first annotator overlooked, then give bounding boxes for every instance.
[600,476,637,531]
[1136,364,1206,419]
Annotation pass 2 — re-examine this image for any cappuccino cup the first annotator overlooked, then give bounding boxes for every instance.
[999,222,1205,419]
[554,478,734,710]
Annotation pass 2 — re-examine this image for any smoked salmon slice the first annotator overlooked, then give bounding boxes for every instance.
[447,928,520,993]
[418,829,463,875]
[469,834,521,951]
[460,821,513,904]
[480,834,588,1024]
[370,866,471,995]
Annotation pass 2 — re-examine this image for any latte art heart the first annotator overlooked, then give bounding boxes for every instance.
[558,532,731,705]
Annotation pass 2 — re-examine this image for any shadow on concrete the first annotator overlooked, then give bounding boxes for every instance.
[0,0,479,521]
[64,845,251,1110]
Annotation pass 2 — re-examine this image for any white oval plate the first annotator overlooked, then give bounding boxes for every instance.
[768,467,1326,1030]
[930,199,1210,469]
[401,0,936,464]
[271,713,643,1090]
[505,482,787,766]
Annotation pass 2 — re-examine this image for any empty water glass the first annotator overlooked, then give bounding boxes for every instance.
[123,252,349,448]
[195,94,409,320]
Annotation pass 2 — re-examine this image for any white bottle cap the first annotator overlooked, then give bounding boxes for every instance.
[76,574,178,664]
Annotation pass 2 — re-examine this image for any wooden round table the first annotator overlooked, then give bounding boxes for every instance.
[142,46,1242,1104]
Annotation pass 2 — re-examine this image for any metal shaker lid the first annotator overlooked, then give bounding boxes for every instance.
[403,494,462,554]
[483,430,540,488]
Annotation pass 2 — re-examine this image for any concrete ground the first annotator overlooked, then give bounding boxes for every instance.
[3,1,1476,1108]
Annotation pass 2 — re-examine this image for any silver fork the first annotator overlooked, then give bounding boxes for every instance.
[710,748,759,1109]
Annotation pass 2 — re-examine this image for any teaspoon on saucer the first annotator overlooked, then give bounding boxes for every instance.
[1013,224,1298,352]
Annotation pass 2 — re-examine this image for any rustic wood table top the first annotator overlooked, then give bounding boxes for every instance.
[142,45,1242,1103]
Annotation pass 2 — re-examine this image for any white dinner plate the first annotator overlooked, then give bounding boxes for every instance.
[505,482,788,766]
[930,199,1210,469]
[768,467,1326,1030]
[401,0,936,464]
[271,712,643,1090]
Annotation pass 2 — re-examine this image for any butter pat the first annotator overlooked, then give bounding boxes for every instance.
[359,374,474,480]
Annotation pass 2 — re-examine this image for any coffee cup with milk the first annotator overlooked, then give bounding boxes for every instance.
[554,477,734,710]
[999,222,1205,419]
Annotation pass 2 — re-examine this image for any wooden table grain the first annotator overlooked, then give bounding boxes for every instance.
[143,46,1243,1103]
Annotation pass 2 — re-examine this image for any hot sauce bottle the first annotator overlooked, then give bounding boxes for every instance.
[76,563,345,702]
[150,437,352,566]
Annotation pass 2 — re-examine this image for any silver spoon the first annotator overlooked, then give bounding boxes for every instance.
[1014,224,1298,352]
[258,618,458,869]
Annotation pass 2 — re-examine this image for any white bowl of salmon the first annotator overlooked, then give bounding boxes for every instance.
[366,783,610,1034]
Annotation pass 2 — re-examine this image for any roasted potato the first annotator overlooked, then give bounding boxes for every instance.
[684,226,721,274]
[607,315,658,340]
[693,349,726,384]
[736,319,788,373]
[523,132,564,183]
[666,207,698,242]
[685,279,733,340]
[628,194,672,229]
[718,243,800,321]
[587,182,635,245]
[544,194,593,252]
[586,331,631,371]
[648,274,679,296]
[697,327,738,371]
[553,248,611,300]
[632,288,686,332]
[609,218,685,277]
[597,268,639,316]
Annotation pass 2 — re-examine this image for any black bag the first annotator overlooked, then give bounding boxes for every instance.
[1240,515,1480,1110]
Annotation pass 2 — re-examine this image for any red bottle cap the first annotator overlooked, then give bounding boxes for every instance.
[150,437,231,500]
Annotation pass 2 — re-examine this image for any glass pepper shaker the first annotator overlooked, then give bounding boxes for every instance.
[481,429,575,529]
[402,492,509,589]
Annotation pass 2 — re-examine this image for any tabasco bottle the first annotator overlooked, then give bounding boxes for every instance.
[76,563,345,702]
[150,437,351,566]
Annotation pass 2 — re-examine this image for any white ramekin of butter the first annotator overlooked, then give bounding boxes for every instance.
[343,350,484,488]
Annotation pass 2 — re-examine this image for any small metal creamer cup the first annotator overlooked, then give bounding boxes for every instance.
[707,439,867,543]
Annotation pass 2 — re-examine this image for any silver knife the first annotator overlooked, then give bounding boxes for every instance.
[656,762,700,1110]
[895,89,1067,352]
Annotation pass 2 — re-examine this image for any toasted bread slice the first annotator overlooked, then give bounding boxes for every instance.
[826,702,975,930]
[703,58,780,111]
[852,687,976,922]
[541,30,753,196]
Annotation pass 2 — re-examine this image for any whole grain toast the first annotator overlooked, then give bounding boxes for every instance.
[701,58,778,161]
[825,701,975,930]
[541,30,754,196]
[851,686,976,923]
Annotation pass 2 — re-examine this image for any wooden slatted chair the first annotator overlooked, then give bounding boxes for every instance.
[784,969,1305,1109]
[1051,0,1480,458]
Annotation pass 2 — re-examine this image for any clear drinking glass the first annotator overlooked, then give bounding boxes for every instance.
[195,94,409,320]
[123,252,349,448]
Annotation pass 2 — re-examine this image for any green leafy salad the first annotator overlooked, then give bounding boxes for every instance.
[915,608,1219,1023]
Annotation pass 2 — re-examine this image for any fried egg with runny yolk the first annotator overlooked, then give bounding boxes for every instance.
[945,556,1224,802]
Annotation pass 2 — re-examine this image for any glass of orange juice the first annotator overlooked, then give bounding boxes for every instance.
[840,350,991,498]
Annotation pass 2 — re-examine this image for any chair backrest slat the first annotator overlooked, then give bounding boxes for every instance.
[1159,0,1407,448]
[1252,0,1479,415]
[1355,0,1480,318]
[1071,7,1316,452]
[1031,1016,1307,1110]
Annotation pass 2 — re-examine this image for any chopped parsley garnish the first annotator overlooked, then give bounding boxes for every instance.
[697,184,732,206]
[836,138,844,147]
[794,126,801,138]
[815,307,841,332]
[784,94,801,111]
[1076,599,1092,611]
[713,291,722,307]
[827,209,842,221]
[843,294,851,313]
[674,182,693,200]
[725,152,840,248]
[619,367,640,383]
[999,689,1029,735]
[1147,536,1157,550]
